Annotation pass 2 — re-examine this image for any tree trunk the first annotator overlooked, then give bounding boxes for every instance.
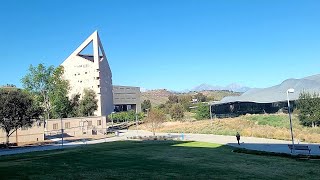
[6,134,10,148]
[15,130,18,146]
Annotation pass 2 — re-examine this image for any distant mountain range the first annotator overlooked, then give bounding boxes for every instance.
[190,83,251,93]
[218,74,320,104]
[141,83,251,93]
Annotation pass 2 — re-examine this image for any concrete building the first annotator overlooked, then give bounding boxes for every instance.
[61,31,114,116]
[45,116,108,137]
[0,123,44,145]
[113,85,141,113]
[1,32,142,146]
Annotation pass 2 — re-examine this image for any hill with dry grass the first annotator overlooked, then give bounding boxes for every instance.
[141,89,241,106]
[141,89,173,106]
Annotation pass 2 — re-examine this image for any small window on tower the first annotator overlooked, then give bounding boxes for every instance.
[85,72,87,74]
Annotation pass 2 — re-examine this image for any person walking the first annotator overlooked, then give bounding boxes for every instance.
[236,132,241,145]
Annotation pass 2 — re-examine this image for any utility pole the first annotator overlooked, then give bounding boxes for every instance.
[136,109,138,135]
[209,103,213,126]
[287,89,295,154]
[60,116,64,148]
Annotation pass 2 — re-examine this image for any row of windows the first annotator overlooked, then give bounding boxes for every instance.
[52,120,102,130]
[74,72,100,78]
[74,64,90,68]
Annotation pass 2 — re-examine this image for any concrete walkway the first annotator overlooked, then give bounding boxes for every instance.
[1,130,319,156]
[124,130,320,156]
[0,135,126,156]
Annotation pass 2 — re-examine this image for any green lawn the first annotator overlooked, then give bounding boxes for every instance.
[0,141,319,179]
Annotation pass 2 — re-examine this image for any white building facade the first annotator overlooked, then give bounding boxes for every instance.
[61,31,114,116]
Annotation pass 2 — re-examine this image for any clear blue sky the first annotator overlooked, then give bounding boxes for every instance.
[1,0,320,91]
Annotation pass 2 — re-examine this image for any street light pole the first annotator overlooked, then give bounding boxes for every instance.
[209,103,213,126]
[287,88,295,154]
[60,116,64,148]
[111,112,114,132]
[136,109,138,135]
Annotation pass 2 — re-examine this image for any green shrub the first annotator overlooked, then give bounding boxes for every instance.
[195,103,210,120]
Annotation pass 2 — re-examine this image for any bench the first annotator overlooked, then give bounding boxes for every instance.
[288,145,311,154]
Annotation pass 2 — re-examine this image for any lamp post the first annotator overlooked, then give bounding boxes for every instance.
[60,115,64,148]
[287,88,295,154]
[209,103,213,126]
[111,112,115,132]
[136,109,139,135]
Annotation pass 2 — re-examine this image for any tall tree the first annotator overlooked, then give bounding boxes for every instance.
[22,64,70,119]
[0,88,42,147]
[178,95,193,111]
[297,92,320,127]
[69,94,81,117]
[80,89,98,116]
[145,109,166,136]
[21,64,55,119]
[141,99,151,112]
[49,66,71,118]
[169,104,185,120]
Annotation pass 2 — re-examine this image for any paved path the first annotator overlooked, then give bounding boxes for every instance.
[1,130,319,156]
[0,136,126,156]
[124,130,320,156]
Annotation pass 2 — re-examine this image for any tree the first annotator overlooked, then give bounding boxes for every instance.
[49,66,71,118]
[169,104,185,120]
[194,93,207,102]
[145,109,166,136]
[107,110,144,122]
[195,103,210,120]
[21,64,70,119]
[69,94,81,117]
[0,88,42,147]
[178,95,192,111]
[297,92,320,127]
[21,64,55,120]
[141,99,151,112]
[80,89,98,116]
[168,95,179,104]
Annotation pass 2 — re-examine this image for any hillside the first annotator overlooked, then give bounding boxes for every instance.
[141,89,241,106]
[141,89,173,106]
[190,90,241,101]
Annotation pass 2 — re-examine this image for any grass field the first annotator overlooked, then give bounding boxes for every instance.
[140,114,320,143]
[0,141,320,179]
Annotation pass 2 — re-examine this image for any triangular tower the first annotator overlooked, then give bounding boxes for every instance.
[61,31,114,116]
[64,31,110,70]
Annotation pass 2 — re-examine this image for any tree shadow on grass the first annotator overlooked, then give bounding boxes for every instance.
[227,142,320,157]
